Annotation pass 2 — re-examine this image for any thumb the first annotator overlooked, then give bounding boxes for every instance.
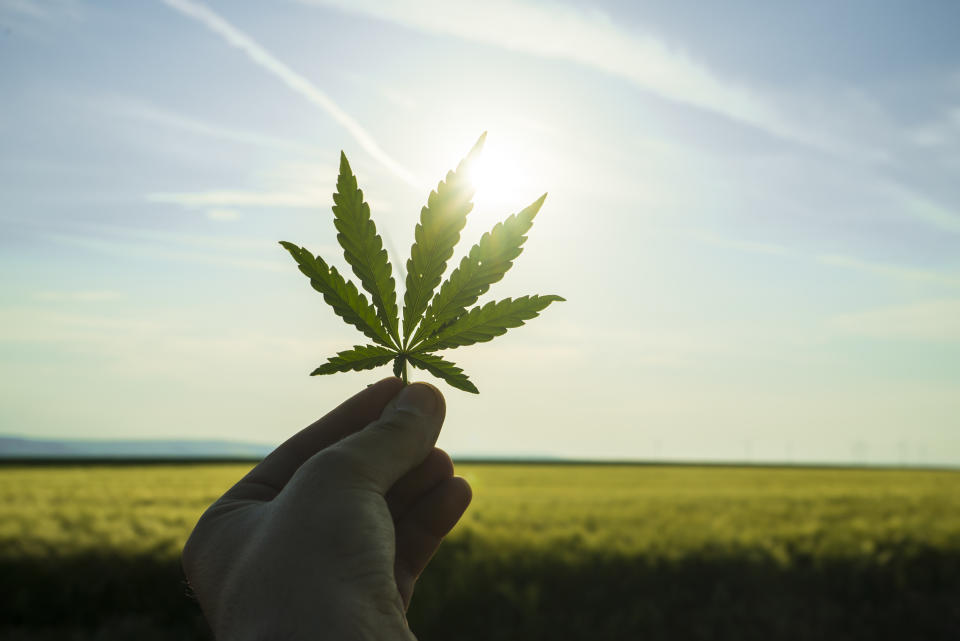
[310,382,446,494]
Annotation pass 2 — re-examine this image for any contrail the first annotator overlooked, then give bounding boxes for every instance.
[161,0,418,187]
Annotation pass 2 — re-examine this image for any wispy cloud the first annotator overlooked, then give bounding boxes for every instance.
[144,158,370,213]
[206,208,240,221]
[816,254,960,287]
[691,233,798,258]
[907,107,960,148]
[0,305,343,371]
[33,290,122,303]
[146,190,330,208]
[338,71,419,112]
[0,0,80,21]
[296,0,960,235]
[160,0,417,185]
[0,0,82,41]
[890,185,960,234]
[693,231,960,287]
[831,299,960,342]
[41,226,291,272]
[45,234,287,271]
[2,215,337,268]
[107,97,320,153]
[299,0,834,152]
[0,0,47,19]
[146,158,394,215]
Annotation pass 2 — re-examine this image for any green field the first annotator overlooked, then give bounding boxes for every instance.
[2,463,959,640]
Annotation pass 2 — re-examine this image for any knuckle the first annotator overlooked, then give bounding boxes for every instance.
[371,414,431,454]
[311,445,365,477]
[304,443,379,489]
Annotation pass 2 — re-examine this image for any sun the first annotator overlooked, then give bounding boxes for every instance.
[467,135,539,213]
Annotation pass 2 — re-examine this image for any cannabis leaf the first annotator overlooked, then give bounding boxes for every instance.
[280,134,563,393]
[331,152,400,345]
[402,134,483,345]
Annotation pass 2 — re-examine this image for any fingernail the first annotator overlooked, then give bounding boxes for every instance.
[394,384,438,417]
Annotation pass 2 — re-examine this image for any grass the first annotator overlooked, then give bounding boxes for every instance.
[2,462,959,640]
[0,463,237,559]
[458,464,960,558]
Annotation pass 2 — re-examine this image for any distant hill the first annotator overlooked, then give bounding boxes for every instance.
[0,435,273,459]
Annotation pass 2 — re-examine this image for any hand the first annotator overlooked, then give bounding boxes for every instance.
[182,378,472,640]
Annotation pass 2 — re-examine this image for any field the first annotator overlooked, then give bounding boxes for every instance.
[2,462,959,640]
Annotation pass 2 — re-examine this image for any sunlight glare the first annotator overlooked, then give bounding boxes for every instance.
[468,136,540,214]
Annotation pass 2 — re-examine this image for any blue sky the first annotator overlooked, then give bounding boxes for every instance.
[1,0,958,464]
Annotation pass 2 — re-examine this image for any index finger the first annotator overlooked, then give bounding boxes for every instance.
[223,376,404,502]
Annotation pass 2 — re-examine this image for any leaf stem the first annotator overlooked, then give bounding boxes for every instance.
[401,358,409,385]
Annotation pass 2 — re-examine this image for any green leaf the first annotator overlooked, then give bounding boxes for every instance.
[392,354,404,379]
[414,295,564,352]
[413,193,546,345]
[407,352,479,394]
[402,132,486,344]
[311,344,397,375]
[281,134,564,394]
[332,152,400,343]
[279,241,393,348]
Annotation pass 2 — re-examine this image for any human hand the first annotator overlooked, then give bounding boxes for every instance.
[182,378,471,640]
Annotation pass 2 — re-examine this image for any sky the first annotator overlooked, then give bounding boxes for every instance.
[1,0,958,465]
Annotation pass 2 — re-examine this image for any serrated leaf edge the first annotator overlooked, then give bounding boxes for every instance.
[412,295,565,353]
[279,241,394,348]
[413,193,546,344]
[401,133,486,344]
[311,344,397,375]
[407,352,479,394]
[332,152,400,344]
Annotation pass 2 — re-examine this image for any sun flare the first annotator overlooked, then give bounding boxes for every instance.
[467,136,540,214]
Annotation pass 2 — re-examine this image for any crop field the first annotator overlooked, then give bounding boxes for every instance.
[2,463,959,640]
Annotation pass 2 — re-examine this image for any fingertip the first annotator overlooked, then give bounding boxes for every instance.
[386,448,456,520]
[448,475,473,513]
[392,381,445,419]
[392,382,441,418]
[333,381,448,493]
[424,476,472,535]
[393,474,474,608]
[418,447,455,481]
[405,379,444,400]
